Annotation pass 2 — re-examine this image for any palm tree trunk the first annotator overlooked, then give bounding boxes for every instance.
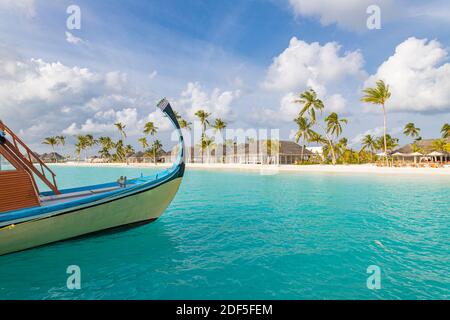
[201,126,204,164]
[382,104,389,166]
[317,123,337,165]
[52,146,57,163]
[327,138,336,165]
[301,142,305,164]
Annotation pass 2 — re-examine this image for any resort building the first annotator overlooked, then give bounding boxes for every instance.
[178,140,314,165]
[391,138,450,164]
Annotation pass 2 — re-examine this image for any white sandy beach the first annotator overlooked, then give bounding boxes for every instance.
[52,162,450,176]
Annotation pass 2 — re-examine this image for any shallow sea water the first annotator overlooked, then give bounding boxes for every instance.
[0,166,449,299]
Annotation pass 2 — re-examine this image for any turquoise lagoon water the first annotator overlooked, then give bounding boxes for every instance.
[0,166,449,300]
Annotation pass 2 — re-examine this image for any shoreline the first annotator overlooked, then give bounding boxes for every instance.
[51,162,450,176]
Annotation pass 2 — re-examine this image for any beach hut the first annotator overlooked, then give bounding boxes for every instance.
[392,152,406,164]
[427,151,448,163]
[407,152,423,164]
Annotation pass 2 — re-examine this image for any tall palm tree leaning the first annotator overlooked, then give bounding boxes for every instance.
[295,89,337,165]
[296,89,324,124]
[195,110,211,163]
[325,112,348,165]
[138,137,149,151]
[441,123,450,139]
[42,137,58,163]
[294,116,314,164]
[361,80,392,165]
[403,123,421,141]
[114,122,127,141]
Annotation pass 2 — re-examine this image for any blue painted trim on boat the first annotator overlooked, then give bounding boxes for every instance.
[0,163,183,226]
[0,99,185,227]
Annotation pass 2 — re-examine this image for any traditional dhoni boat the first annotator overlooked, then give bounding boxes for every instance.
[0,99,185,256]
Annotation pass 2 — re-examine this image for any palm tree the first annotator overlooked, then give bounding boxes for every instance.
[294,116,314,163]
[361,134,377,162]
[144,121,158,137]
[98,136,114,161]
[445,143,450,153]
[441,123,450,139]
[124,144,135,164]
[403,123,421,141]
[98,146,111,161]
[180,119,192,130]
[361,80,392,165]
[294,89,339,165]
[138,137,149,151]
[336,138,349,163]
[84,134,97,161]
[75,143,82,162]
[295,89,324,124]
[56,136,66,160]
[213,118,227,134]
[308,131,326,163]
[195,110,211,133]
[212,119,226,160]
[151,140,163,165]
[200,136,215,163]
[42,137,58,163]
[115,122,127,140]
[431,139,447,152]
[411,142,424,154]
[75,135,88,161]
[195,110,211,163]
[376,134,398,152]
[114,140,126,162]
[174,111,192,130]
[325,112,348,165]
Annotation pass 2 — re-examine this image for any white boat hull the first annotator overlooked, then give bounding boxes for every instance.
[0,177,182,256]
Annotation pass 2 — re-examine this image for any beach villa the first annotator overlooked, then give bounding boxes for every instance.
[158,140,315,165]
[391,138,450,165]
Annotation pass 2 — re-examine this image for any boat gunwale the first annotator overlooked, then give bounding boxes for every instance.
[0,162,184,228]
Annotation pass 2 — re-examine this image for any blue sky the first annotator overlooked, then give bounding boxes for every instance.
[1,0,450,153]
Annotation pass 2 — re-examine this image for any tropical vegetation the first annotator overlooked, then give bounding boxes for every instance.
[38,89,449,166]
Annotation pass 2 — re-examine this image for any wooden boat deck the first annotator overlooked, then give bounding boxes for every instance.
[40,186,122,206]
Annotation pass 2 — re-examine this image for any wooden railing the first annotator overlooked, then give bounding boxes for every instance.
[0,120,60,194]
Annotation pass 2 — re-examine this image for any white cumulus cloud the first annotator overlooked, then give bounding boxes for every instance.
[262,37,365,92]
[365,37,450,113]
[176,82,241,120]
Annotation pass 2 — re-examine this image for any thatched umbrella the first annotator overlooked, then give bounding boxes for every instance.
[392,152,406,163]
[428,151,447,163]
[407,152,423,164]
